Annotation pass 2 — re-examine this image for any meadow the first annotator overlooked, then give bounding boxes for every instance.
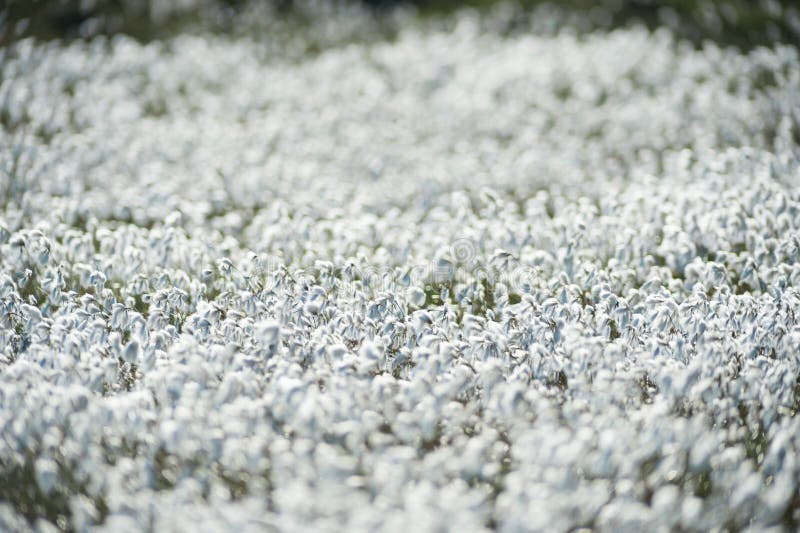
[1,1,799,530]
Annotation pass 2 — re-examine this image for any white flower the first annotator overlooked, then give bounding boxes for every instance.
[34,458,59,494]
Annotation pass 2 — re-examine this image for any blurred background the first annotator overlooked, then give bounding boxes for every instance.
[2,0,799,50]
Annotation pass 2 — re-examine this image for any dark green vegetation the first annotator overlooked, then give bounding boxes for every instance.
[0,452,108,531]
[2,0,798,50]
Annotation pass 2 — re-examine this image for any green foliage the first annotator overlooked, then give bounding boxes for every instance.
[417,0,799,50]
[3,0,797,50]
[0,452,108,531]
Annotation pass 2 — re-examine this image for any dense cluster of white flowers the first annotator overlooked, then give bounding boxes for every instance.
[1,6,800,531]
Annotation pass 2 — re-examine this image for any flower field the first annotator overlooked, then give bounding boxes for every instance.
[1,1,800,530]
